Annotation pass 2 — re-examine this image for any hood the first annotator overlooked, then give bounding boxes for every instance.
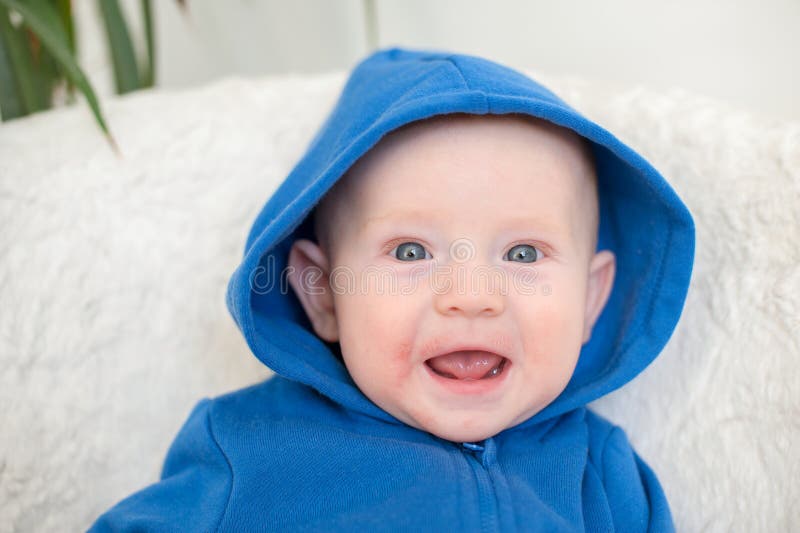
[225,46,695,429]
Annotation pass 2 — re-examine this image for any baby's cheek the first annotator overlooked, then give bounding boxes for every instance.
[392,340,413,367]
[358,300,415,381]
[521,269,552,298]
[388,338,416,386]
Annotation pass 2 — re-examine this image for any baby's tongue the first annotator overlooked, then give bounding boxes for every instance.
[427,351,503,380]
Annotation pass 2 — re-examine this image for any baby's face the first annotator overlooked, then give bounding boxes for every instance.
[289,114,615,442]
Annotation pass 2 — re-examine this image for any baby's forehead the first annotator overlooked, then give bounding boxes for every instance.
[315,113,599,253]
[363,113,592,177]
[347,113,596,200]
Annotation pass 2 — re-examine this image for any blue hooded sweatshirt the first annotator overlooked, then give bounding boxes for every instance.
[89,47,694,532]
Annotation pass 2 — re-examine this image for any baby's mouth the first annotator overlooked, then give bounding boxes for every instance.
[425,351,509,380]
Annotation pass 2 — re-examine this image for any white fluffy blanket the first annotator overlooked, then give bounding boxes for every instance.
[0,70,797,532]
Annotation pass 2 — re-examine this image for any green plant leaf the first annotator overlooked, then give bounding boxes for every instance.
[54,0,76,102]
[0,50,24,120]
[140,0,154,87]
[54,0,74,53]
[0,7,26,119]
[0,0,118,152]
[97,0,140,94]
[0,6,42,116]
[26,29,57,111]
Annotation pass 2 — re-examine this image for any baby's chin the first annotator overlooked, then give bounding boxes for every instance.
[406,411,521,444]
[378,393,544,443]
[427,425,502,444]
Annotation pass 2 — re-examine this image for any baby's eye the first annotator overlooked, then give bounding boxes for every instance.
[505,244,542,263]
[391,241,430,261]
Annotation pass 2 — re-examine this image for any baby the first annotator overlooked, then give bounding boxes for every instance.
[90,47,694,532]
[290,112,613,444]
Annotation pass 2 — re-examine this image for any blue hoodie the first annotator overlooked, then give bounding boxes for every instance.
[89,47,694,532]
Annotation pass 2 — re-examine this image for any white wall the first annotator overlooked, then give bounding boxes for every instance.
[75,0,798,121]
[376,0,800,121]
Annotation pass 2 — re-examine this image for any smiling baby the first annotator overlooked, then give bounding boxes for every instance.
[289,112,616,444]
[90,47,694,532]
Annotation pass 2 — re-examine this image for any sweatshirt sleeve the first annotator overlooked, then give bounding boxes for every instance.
[87,398,233,533]
[601,426,675,533]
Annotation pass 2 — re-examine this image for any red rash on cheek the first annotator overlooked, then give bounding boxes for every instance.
[391,340,414,384]
[393,340,413,365]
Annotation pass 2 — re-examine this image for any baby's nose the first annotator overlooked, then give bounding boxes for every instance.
[432,264,506,317]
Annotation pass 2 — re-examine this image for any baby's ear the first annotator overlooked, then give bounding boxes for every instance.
[287,239,339,342]
[582,250,616,344]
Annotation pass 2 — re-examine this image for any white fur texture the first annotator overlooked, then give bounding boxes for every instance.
[0,71,797,532]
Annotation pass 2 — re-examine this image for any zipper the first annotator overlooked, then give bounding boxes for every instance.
[461,439,500,532]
